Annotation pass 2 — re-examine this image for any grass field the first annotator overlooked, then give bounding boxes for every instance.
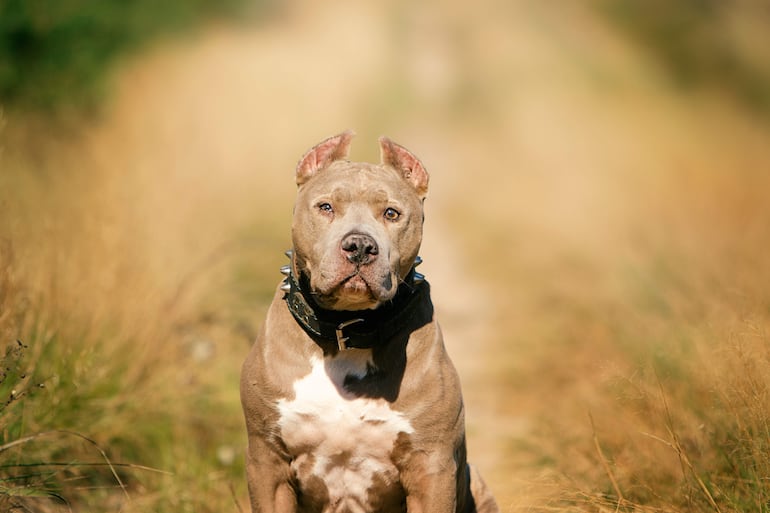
[2,2,769,512]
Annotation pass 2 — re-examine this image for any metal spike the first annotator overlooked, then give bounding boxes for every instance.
[285,249,293,259]
[413,272,425,284]
[280,265,291,276]
[280,281,291,292]
[414,255,423,267]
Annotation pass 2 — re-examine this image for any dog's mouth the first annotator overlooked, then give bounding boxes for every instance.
[341,272,370,293]
[342,268,394,292]
[313,269,396,310]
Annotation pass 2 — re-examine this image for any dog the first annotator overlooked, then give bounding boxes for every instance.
[240,131,499,513]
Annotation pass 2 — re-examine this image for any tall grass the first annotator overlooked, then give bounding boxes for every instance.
[442,85,770,510]
[0,131,285,511]
[0,251,227,511]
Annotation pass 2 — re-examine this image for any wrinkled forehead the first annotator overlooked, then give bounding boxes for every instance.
[299,161,415,201]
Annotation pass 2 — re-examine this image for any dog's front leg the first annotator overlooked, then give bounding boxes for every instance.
[401,448,460,513]
[245,434,296,513]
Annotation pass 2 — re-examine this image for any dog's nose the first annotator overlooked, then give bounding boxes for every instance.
[341,232,379,265]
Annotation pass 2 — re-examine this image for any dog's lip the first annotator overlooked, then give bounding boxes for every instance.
[309,273,377,310]
[307,260,401,306]
[310,269,361,291]
[338,271,373,293]
[312,270,385,302]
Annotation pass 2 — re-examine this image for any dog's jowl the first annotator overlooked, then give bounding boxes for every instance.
[240,131,499,513]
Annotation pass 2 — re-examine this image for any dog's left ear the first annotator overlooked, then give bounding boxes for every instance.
[379,136,429,199]
[296,130,355,186]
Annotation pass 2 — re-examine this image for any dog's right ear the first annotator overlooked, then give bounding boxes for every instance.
[295,130,355,186]
[379,136,429,199]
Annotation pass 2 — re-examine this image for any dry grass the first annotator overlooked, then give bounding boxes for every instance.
[2,1,770,512]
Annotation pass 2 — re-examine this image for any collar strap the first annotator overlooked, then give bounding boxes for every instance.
[282,257,427,350]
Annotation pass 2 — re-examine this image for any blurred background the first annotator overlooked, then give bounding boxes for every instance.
[2,0,770,511]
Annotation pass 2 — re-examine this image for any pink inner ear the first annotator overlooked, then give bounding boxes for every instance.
[379,137,429,198]
[296,130,355,185]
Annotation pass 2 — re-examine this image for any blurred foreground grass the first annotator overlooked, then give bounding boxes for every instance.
[2,1,770,512]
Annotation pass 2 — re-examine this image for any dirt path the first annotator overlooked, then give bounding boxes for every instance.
[420,217,511,495]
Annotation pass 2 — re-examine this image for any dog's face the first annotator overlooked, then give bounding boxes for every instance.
[291,131,429,311]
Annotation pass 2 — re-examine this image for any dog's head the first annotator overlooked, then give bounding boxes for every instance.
[291,130,428,311]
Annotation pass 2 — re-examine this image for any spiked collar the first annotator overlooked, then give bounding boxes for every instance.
[280,251,427,350]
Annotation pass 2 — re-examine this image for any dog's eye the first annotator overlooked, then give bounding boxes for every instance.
[318,202,333,214]
[383,207,400,221]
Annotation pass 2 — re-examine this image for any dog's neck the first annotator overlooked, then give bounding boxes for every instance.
[281,252,428,351]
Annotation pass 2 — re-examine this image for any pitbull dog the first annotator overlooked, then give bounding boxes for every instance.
[240,131,498,513]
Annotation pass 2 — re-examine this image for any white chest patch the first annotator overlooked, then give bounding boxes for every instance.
[276,350,414,511]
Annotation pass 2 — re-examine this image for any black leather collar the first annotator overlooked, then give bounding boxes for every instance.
[283,262,428,350]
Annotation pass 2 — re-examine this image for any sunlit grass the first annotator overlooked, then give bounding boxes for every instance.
[443,91,770,510]
[0,121,288,511]
[0,235,254,512]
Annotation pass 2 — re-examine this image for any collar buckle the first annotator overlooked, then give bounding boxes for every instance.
[335,318,365,350]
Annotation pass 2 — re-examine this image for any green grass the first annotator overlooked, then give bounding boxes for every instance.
[0,0,267,113]
[0,252,251,512]
[600,0,770,116]
[0,160,281,512]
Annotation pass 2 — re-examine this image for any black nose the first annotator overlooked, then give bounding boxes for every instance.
[341,232,379,265]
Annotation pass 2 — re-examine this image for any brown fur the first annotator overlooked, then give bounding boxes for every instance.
[240,132,499,512]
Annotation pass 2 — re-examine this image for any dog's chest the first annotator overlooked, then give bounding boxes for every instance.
[276,350,413,511]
